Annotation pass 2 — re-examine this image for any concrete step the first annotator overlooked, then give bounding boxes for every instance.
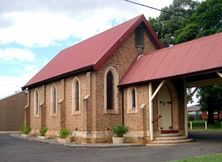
[159,133,180,137]
[150,138,193,144]
[155,136,187,141]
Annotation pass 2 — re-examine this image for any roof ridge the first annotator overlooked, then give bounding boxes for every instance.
[0,91,23,101]
[172,32,222,48]
[93,15,146,68]
[62,15,143,52]
[143,32,222,56]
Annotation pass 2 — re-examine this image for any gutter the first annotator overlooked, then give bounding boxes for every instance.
[22,65,94,90]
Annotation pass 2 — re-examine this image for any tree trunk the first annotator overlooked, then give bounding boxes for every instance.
[207,103,214,124]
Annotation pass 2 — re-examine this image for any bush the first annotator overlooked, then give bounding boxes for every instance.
[188,115,194,121]
[59,128,70,139]
[21,126,32,134]
[39,127,48,136]
[112,125,128,137]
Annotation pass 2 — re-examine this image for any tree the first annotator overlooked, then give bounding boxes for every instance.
[148,0,199,46]
[197,85,222,123]
[175,0,222,43]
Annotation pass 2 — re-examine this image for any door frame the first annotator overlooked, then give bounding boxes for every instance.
[158,84,173,131]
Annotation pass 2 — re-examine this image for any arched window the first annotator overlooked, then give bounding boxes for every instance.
[51,84,57,114]
[131,88,136,109]
[72,78,80,113]
[34,89,39,116]
[127,87,137,112]
[104,66,119,112]
[106,71,114,110]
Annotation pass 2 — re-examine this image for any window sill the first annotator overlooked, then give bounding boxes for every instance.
[72,111,81,116]
[50,113,57,117]
[104,109,119,115]
[127,108,138,114]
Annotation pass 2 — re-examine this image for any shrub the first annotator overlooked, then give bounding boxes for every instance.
[59,128,70,139]
[112,125,128,137]
[188,115,194,121]
[39,127,48,136]
[21,126,32,134]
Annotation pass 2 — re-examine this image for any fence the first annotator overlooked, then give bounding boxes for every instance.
[189,121,222,130]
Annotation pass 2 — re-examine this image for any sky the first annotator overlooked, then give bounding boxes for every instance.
[0,0,176,99]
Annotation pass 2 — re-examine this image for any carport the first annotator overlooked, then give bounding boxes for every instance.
[120,32,222,142]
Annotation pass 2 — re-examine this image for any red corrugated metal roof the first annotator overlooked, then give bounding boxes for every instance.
[120,32,222,86]
[23,15,162,89]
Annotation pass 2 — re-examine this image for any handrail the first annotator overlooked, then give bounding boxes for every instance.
[152,115,162,123]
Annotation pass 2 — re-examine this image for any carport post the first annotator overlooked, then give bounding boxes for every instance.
[148,80,165,141]
[184,81,188,137]
[148,83,153,141]
[216,72,222,78]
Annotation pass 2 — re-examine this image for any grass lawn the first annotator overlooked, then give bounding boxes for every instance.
[172,153,222,162]
[188,120,222,130]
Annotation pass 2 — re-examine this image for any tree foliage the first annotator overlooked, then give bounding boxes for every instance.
[148,0,199,46]
[175,0,222,43]
[197,85,222,123]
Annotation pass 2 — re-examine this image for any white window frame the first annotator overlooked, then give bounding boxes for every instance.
[72,77,81,115]
[127,87,138,113]
[104,66,119,114]
[34,89,40,117]
[51,84,57,116]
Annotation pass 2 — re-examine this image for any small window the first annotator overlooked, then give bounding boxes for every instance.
[75,81,80,111]
[106,71,114,110]
[131,88,136,109]
[73,78,80,112]
[135,26,144,48]
[34,90,39,116]
[127,87,137,113]
[51,84,57,114]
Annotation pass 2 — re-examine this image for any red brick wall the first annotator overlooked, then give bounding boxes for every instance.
[27,28,157,138]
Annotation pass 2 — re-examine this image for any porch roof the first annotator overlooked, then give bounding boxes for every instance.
[120,32,222,86]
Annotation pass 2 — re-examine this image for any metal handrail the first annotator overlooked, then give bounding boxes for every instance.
[152,115,162,123]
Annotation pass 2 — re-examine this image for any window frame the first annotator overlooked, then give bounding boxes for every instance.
[34,89,40,117]
[72,77,81,115]
[104,66,119,114]
[51,84,57,116]
[135,26,144,49]
[127,87,138,113]
[131,88,136,109]
[106,71,114,110]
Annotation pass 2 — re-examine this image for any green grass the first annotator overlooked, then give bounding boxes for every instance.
[172,153,222,162]
[188,120,222,130]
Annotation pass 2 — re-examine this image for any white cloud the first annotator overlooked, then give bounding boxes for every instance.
[0,0,173,47]
[0,74,32,99]
[0,47,35,62]
[0,10,132,47]
[0,0,175,98]
[23,65,36,72]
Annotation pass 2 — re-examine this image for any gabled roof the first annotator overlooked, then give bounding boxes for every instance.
[120,32,222,86]
[188,105,200,112]
[23,15,162,89]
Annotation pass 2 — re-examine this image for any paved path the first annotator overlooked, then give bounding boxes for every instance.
[0,131,222,162]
